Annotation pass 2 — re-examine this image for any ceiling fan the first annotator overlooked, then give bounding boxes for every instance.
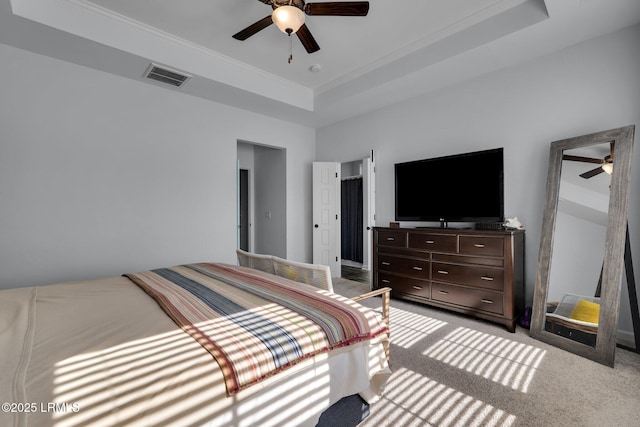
[562,142,614,179]
[232,1,370,57]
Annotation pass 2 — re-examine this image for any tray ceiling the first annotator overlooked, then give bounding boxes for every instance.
[2,0,640,127]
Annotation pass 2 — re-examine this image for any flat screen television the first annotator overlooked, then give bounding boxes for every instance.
[395,148,504,224]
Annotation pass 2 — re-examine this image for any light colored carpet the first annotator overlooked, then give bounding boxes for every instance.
[333,278,640,427]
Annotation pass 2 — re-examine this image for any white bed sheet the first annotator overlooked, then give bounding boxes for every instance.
[0,274,390,427]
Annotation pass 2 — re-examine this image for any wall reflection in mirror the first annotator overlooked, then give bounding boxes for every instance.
[544,142,613,347]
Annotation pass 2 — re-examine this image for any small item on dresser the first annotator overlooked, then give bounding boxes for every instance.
[389,222,400,228]
[504,217,524,230]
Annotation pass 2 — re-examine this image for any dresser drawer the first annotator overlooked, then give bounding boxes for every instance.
[378,254,429,279]
[377,230,406,247]
[432,282,503,315]
[433,253,504,268]
[408,233,457,252]
[459,236,504,256]
[431,262,504,291]
[378,272,430,299]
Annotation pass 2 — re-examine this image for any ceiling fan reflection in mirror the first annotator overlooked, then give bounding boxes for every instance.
[232,1,369,62]
[563,141,615,179]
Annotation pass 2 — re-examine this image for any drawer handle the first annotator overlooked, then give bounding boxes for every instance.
[438,290,449,295]
[425,240,435,244]
[412,266,423,271]
[481,299,494,304]
[480,276,494,281]
[474,244,486,248]
[386,237,395,241]
[412,285,423,290]
[381,261,391,266]
[437,270,449,275]
[381,279,391,284]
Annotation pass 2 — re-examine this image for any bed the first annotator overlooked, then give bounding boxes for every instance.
[0,259,391,427]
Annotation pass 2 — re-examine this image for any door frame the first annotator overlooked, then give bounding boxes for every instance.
[362,155,375,271]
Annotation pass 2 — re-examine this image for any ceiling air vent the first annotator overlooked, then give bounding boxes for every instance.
[143,63,191,88]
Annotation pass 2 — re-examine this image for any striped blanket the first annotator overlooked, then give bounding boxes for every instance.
[125,263,388,395]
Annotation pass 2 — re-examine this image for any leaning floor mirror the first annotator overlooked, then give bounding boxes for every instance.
[530,125,635,367]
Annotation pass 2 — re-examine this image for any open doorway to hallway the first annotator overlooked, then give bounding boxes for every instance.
[237,141,287,258]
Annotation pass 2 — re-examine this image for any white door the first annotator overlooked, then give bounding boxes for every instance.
[312,162,340,277]
[362,155,375,271]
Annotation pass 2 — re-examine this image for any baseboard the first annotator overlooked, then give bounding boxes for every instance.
[617,329,637,349]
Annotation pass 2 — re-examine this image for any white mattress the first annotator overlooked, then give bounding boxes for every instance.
[0,274,390,427]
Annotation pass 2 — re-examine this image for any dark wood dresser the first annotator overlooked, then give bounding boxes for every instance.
[373,227,525,332]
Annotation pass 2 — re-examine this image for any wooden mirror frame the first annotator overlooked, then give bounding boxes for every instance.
[530,125,635,367]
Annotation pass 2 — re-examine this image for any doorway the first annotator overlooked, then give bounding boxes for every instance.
[313,155,375,279]
[341,175,363,264]
[239,168,249,251]
[237,141,287,258]
[340,157,374,271]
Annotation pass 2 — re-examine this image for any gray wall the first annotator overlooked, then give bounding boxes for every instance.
[316,24,640,339]
[0,42,315,289]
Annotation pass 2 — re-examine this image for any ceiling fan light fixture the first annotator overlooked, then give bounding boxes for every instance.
[602,162,613,174]
[272,5,305,35]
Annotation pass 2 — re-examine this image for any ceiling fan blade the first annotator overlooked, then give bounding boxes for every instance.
[610,141,615,160]
[562,154,604,164]
[232,15,273,41]
[580,167,605,179]
[304,1,369,16]
[296,24,320,53]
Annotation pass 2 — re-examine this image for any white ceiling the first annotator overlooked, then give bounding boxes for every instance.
[84,0,531,90]
[2,0,640,127]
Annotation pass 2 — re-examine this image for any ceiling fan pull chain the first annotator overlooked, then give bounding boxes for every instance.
[288,33,293,63]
